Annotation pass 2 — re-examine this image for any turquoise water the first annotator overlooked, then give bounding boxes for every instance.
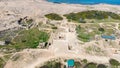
[67,59,74,67]
[48,0,120,5]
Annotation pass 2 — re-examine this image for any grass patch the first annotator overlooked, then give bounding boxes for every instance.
[76,23,115,42]
[78,33,90,42]
[0,58,5,68]
[12,28,50,48]
[76,24,97,42]
[0,28,50,53]
[45,13,63,21]
[85,45,104,55]
[64,10,120,23]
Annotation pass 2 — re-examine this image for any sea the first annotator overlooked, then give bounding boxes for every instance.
[47,0,120,5]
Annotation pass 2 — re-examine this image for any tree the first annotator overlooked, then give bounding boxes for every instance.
[5,39,11,45]
[97,64,107,68]
[98,27,105,32]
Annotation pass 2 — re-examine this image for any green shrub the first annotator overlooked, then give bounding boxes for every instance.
[45,13,63,20]
[109,59,120,67]
[52,26,58,29]
[84,62,97,68]
[64,10,120,23]
[97,64,107,68]
[5,39,11,45]
[75,62,82,68]
[64,65,66,68]
[98,27,105,33]
[76,25,90,42]
[40,61,62,68]
[26,19,33,25]
[82,59,88,64]
[78,33,90,42]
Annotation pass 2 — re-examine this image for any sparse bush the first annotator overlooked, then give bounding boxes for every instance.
[11,54,20,61]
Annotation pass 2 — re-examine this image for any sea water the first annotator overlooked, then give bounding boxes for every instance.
[48,0,120,5]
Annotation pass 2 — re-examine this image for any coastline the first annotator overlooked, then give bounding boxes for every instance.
[47,0,120,5]
[0,0,120,31]
[37,0,120,15]
[45,0,120,6]
[45,0,120,9]
[0,0,120,32]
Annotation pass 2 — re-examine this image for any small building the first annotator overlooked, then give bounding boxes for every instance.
[67,59,74,68]
[101,35,116,40]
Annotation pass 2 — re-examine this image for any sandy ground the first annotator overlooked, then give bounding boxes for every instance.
[1,0,120,68]
[1,0,120,31]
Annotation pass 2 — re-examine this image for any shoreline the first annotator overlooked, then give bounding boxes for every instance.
[41,0,120,14]
[0,0,120,32]
[45,0,120,6]
[0,0,120,31]
[30,0,120,18]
